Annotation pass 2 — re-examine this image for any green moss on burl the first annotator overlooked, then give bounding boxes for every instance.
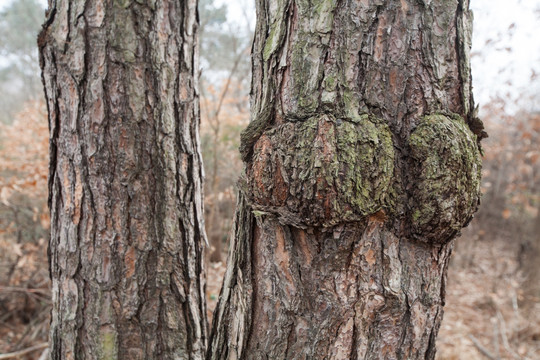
[336,115,394,215]
[408,113,482,243]
[248,114,395,226]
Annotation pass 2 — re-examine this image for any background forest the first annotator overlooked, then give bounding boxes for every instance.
[0,0,538,359]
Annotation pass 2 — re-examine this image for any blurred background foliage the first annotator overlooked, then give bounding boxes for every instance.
[0,0,43,124]
[198,0,252,262]
[0,0,538,359]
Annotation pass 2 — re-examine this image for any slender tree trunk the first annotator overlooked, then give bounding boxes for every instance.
[38,0,207,358]
[209,0,485,359]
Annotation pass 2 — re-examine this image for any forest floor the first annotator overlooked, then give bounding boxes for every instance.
[436,228,540,360]
[0,229,538,359]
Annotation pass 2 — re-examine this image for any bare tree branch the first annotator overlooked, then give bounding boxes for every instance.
[0,343,48,360]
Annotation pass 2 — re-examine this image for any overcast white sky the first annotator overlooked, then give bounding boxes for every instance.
[1,0,539,112]
[470,0,540,112]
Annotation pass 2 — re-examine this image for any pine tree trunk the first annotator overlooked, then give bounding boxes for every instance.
[38,0,207,358]
[209,0,485,359]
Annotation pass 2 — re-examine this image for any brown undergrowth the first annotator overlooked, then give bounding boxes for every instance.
[437,227,540,360]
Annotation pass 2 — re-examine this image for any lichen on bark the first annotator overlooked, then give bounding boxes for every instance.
[247,113,395,227]
[408,113,482,243]
[39,0,207,358]
[209,0,485,358]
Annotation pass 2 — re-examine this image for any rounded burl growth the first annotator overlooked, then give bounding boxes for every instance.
[408,114,482,244]
[247,114,395,226]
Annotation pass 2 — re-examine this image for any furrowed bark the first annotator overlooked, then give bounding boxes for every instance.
[38,0,207,358]
[209,0,484,359]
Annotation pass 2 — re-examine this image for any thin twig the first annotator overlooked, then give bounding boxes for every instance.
[0,286,50,296]
[497,309,526,360]
[493,317,501,360]
[37,348,48,360]
[0,343,48,359]
[14,309,48,350]
[469,335,498,360]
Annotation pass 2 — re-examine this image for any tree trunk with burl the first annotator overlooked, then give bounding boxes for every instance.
[39,0,207,358]
[209,0,486,359]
